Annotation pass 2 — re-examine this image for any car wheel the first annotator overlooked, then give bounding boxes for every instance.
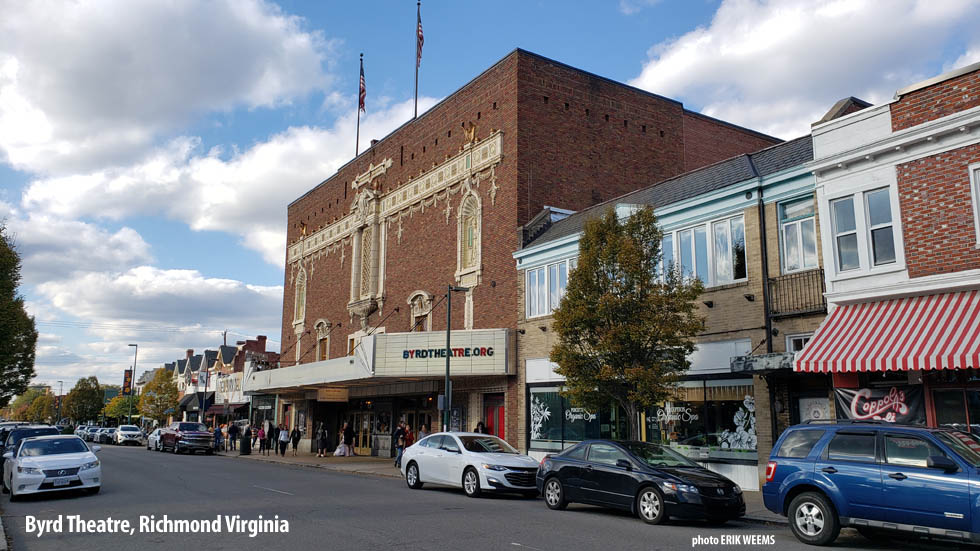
[462,468,481,498]
[406,462,423,489]
[788,492,840,546]
[543,477,567,510]
[636,486,667,525]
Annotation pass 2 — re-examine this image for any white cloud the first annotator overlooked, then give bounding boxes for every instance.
[630,0,980,138]
[619,0,662,15]
[0,0,335,175]
[22,96,440,266]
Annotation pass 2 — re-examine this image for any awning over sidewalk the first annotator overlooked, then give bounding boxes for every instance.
[795,290,980,373]
[178,394,196,409]
[206,403,248,415]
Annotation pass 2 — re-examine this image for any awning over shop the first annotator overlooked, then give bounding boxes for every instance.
[795,290,980,373]
[178,394,196,409]
[206,403,248,415]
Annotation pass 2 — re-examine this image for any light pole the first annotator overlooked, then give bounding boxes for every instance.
[444,285,469,432]
[128,344,138,424]
[56,381,63,426]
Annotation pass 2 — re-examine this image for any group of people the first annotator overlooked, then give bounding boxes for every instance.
[211,420,301,457]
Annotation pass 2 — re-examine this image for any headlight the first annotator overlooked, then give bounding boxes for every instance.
[733,485,742,495]
[481,464,509,471]
[661,481,697,494]
[82,460,100,470]
[17,466,42,475]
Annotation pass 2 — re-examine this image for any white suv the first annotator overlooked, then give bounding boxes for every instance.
[115,425,142,446]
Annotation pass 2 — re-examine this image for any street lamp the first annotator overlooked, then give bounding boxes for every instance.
[56,381,63,426]
[128,344,138,425]
[444,285,470,432]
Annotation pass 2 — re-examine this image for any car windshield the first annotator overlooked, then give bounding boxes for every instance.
[178,423,207,432]
[935,431,980,466]
[20,438,89,456]
[624,442,700,468]
[119,426,139,432]
[8,428,60,447]
[458,435,518,454]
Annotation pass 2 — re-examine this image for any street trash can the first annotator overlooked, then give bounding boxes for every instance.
[240,435,251,455]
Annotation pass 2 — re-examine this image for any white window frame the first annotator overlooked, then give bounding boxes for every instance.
[786,333,813,354]
[778,196,818,274]
[830,196,859,273]
[661,213,748,288]
[525,258,576,319]
[970,163,980,248]
[825,183,905,279]
[864,187,896,267]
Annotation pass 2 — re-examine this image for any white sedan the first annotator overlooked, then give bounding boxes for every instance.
[401,432,540,498]
[146,429,162,451]
[2,435,101,500]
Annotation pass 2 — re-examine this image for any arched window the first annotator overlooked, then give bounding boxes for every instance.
[458,192,481,273]
[407,291,434,332]
[294,267,307,323]
[314,319,331,361]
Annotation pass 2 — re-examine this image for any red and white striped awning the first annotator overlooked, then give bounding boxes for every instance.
[794,290,980,373]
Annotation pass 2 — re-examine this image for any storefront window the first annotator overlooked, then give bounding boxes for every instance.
[530,388,564,451]
[528,386,607,451]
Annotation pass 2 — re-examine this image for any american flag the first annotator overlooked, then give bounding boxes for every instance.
[416,3,424,68]
[358,56,366,113]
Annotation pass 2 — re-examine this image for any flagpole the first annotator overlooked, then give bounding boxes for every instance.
[414,1,420,119]
[356,53,363,156]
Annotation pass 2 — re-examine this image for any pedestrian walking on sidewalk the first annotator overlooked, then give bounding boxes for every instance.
[341,421,355,456]
[278,424,290,456]
[257,426,267,455]
[417,424,429,441]
[316,423,329,457]
[474,421,488,434]
[290,426,301,456]
[221,423,229,451]
[243,425,252,453]
[228,422,240,451]
[213,425,222,452]
[251,426,259,448]
[405,424,415,448]
[393,421,406,468]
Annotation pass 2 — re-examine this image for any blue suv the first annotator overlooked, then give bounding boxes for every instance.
[763,421,980,546]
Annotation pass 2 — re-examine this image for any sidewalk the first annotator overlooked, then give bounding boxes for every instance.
[215,448,786,525]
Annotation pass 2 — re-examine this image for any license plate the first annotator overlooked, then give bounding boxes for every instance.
[52,477,71,486]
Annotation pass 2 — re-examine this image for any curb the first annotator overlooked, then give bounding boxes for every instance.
[215,452,402,480]
[738,514,787,526]
[0,510,9,551]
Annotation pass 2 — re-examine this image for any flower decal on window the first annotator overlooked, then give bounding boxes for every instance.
[530,395,551,440]
[720,395,756,451]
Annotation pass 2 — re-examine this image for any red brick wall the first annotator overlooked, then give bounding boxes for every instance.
[898,143,980,278]
[891,69,980,131]
[281,50,780,363]
[682,111,780,172]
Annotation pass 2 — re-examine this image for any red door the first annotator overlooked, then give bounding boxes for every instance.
[484,393,505,439]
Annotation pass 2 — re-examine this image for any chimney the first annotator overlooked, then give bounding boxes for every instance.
[258,335,267,351]
[186,349,194,359]
[370,139,379,147]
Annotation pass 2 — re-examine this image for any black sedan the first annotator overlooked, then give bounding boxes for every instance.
[536,440,745,525]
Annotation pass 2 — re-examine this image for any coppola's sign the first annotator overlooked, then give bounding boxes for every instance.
[835,386,925,424]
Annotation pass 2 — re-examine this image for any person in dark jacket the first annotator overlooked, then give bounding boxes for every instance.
[227,422,240,450]
[343,422,356,456]
[393,421,406,468]
[316,423,329,457]
[474,421,488,434]
[290,426,301,456]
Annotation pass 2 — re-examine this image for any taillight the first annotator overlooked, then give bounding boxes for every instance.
[539,454,551,468]
[765,461,777,483]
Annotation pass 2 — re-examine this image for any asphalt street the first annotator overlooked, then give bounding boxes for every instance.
[0,445,973,551]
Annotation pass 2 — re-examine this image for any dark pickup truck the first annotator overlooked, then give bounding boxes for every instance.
[160,422,213,455]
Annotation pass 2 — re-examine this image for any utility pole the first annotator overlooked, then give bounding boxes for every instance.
[443,285,469,432]
[56,380,63,425]
[128,344,138,424]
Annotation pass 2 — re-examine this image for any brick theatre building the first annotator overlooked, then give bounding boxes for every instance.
[244,48,778,455]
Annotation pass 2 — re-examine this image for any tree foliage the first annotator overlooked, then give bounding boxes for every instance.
[63,377,103,424]
[139,368,178,425]
[550,207,705,440]
[105,394,138,421]
[0,225,37,409]
[8,388,44,421]
[25,393,55,423]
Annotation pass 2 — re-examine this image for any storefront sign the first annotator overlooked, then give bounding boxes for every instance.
[316,388,349,402]
[374,329,511,376]
[214,372,244,407]
[565,408,596,422]
[655,405,700,423]
[730,353,793,372]
[835,386,925,424]
[402,347,494,359]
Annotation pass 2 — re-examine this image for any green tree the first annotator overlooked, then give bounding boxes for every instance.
[0,225,37,409]
[138,368,178,425]
[63,377,103,424]
[104,394,137,422]
[550,207,705,440]
[8,388,43,421]
[25,393,55,423]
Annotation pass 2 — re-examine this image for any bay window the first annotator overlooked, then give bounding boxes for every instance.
[779,197,818,273]
[661,214,746,287]
[526,257,576,318]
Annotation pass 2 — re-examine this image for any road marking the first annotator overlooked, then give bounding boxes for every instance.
[252,485,294,495]
[510,543,547,551]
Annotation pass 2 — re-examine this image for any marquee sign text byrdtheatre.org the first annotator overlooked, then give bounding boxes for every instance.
[402,347,494,359]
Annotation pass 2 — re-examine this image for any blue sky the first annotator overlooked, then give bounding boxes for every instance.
[1,0,978,390]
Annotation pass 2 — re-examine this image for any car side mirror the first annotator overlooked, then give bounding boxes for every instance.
[616,459,632,470]
[927,455,957,472]
[2,452,11,459]
[92,445,102,452]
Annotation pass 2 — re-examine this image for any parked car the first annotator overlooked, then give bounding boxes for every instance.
[537,440,744,525]
[159,422,213,454]
[115,425,142,446]
[96,428,116,444]
[0,422,29,451]
[73,425,89,438]
[146,429,162,451]
[764,421,980,546]
[82,427,101,441]
[2,435,101,500]
[401,432,540,497]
